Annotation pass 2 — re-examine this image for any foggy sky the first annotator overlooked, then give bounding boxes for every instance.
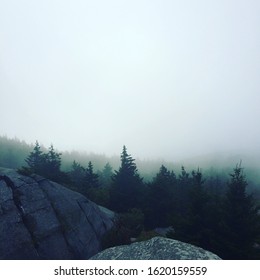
[1,0,260,161]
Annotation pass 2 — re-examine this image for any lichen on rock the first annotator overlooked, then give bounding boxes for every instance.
[90,236,222,260]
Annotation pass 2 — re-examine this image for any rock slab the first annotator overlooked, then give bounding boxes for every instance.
[0,168,113,259]
[90,236,221,260]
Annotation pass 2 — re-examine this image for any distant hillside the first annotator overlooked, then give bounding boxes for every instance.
[0,135,171,180]
[1,135,260,187]
[0,136,34,169]
[0,135,119,172]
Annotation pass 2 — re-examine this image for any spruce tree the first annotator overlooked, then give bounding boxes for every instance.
[45,145,62,175]
[69,160,85,186]
[24,140,45,174]
[187,169,211,247]
[147,165,176,228]
[84,161,99,189]
[22,142,67,183]
[110,146,143,212]
[175,166,192,217]
[38,144,65,182]
[100,162,113,188]
[222,164,260,259]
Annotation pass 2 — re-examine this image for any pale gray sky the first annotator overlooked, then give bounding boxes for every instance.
[1,0,260,160]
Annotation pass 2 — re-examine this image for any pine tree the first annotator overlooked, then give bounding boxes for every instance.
[100,162,113,188]
[154,165,176,186]
[38,144,65,182]
[179,166,190,183]
[24,140,45,174]
[48,145,61,170]
[45,145,62,174]
[187,169,211,247]
[110,146,143,212]
[175,166,192,217]
[147,165,176,228]
[69,160,85,186]
[119,145,137,177]
[84,161,99,189]
[221,164,260,259]
[22,142,67,183]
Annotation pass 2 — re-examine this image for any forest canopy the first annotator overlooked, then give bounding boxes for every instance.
[1,135,260,259]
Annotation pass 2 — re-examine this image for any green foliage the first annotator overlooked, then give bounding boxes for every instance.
[173,169,213,248]
[17,166,33,176]
[99,162,113,188]
[43,144,65,182]
[67,161,102,201]
[84,161,99,189]
[25,141,44,173]
[0,136,33,169]
[101,221,132,249]
[174,166,192,217]
[135,230,161,242]
[220,164,260,259]
[170,164,260,259]
[19,141,68,184]
[69,160,85,186]
[2,136,260,259]
[101,208,144,249]
[84,187,110,207]
[120,208,144,237]
[145,165,176,228]
[110,146,143,212]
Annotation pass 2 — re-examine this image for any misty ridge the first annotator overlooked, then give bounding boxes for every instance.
[1,135,260,259]
[1,135,260,189]
[1,0,259,262]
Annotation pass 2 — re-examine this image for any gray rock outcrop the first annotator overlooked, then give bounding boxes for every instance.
[90,236,221,260]
[0,168,113,260]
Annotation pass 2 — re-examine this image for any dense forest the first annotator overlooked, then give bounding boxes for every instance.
[1,135,260,259]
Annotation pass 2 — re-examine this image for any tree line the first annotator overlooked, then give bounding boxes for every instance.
[17,141,260,260]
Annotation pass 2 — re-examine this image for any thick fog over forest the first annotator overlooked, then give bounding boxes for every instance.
[1,1,260,261]
[1,0,260,161]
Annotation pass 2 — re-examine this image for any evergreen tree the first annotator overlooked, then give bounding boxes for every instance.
[79,161,111,206]
[84,161,99,189]
[100,162,113,188]
[0,136,33,169]
[119,145,137,177]
[24,140,45,174]
[187,169,211,247]
[221,164,260,259]
[154,165,176,186]
[179,166,190,182]
[44,144,62,176]
[69,160,85,186]
[175,166,192,217]
[110,145,143,212]
[146,165,176,228]
[21,142,67,183]
[173,169,210,241]
[39,144,67,182]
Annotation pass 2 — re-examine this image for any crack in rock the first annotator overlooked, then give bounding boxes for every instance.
[0,168,114,260]
[0,175,40,257]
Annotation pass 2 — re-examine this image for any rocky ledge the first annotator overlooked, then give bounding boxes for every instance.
[90,236,221,260]
[0,168,113,259]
